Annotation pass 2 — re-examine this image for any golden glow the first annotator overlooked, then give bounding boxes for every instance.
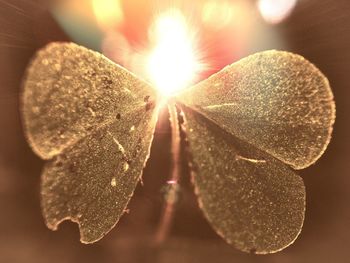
[147,9,201,97]
[92,0,124,30]
[257,0,297,24]
[102,32,131,65]
[202,1,234,30]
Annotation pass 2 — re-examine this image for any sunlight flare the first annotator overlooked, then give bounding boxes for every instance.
[147,9,202,97]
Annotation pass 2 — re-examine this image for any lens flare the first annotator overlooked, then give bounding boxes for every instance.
[202,0,234,30]
[92,0,124,30]
[147,9,202,97]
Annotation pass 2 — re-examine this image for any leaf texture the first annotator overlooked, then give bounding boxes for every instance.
[22,42,157,159]
[22,42,158,243]
[179,50,335,169]
[22,44,335,252]
[181,107,305,254]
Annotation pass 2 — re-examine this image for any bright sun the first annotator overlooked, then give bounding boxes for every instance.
[147,9,201,97]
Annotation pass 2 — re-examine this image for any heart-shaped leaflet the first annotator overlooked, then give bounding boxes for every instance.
[178,50,335,253]
[22,43,159,243]
[21,43,335,253]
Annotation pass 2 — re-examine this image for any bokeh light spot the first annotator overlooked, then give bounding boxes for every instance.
[202,1,234,30]
[257,0,298,24]
[92,0,124,30]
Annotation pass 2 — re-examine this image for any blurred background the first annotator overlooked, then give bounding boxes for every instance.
[0,0,349,262]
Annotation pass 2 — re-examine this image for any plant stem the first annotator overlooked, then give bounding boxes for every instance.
[155,100,181,244]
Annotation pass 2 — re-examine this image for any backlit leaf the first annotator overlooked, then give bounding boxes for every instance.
[181,107,305,254]
[178,50,335,253]
[22,42,157,160]
[179,50,335,169]
[22,42,158,243]
[21,44,335,252]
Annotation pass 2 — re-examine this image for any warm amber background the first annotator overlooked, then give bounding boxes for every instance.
[0,0,349,262]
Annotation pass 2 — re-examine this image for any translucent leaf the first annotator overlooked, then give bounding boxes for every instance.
[22,42,157,160]
[22,44,334,251]
[22,42,158,243]
[179,50,335,169]
[181,107,305,254]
